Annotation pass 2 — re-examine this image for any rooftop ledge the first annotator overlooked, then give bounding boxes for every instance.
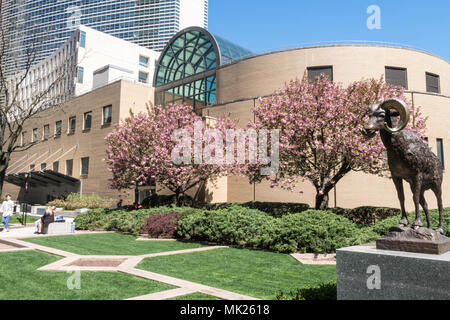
[218,40,450,69]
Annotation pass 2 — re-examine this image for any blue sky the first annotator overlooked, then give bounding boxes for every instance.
[209,0,450,61]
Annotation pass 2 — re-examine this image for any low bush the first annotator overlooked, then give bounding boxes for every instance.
[74,206,205,236]
[331,206,401,226]
[176,207,378,253]
[140,212,182,238]
[47,193,116,210]
[141,194,204,208]
[276,281,337,300]
[370,208,450,237]
[202,201,310,218]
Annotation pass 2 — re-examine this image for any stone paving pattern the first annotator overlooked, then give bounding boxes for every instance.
[0,227,259,300]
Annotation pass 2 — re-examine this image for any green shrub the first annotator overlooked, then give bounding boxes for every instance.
[202,201,310,218]
[47,193,116,210]
[74,206,205,236]
[141,194,205,208]
[276,281,337,300]
[331,206,401,226]
[371,208,450,237]
[273,210,378,253]
[176,207,378,253]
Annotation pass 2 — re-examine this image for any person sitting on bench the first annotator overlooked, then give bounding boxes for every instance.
[35,206,55,234]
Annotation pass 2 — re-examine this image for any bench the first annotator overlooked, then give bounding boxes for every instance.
[42,219,75,235]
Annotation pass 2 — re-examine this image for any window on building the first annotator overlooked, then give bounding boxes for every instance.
[139,71,148,83]
[68,116,76,134]
[66,159,73,176]
[103,105,112,125]
[81,157,89,175]
[77,66,84,84]
[307,66,333,82]
[426,72,440,93]
[32,128,38,142]
[53,161,59,173]
[55,121,62,137]
[80,31,86,48]
[30,164,35,172]
[385,67,408,89]
[437,138,445,169]
[139,55,149,67]
[41,163,46,171]
[43,124,49,140]
[84,111,92,130]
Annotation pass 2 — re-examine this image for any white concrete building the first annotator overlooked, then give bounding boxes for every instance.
[7,25,160,109]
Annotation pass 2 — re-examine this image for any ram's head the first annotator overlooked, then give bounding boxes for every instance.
[363,98,411,138]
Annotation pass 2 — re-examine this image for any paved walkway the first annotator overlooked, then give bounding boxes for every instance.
[0,229,260,300]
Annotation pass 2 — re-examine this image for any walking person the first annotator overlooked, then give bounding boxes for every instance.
[1,194,15,232]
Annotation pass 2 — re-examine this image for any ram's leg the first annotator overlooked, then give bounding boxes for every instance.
[419,192,431,229]
[393,177,408,226]
[411,175,423,229]
[432,186,444,235]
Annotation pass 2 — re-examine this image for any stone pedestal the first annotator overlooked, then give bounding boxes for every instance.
[336,244,450,300]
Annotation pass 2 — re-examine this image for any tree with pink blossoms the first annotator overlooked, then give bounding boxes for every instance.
[105,104,235,206]
[247,75,427,210]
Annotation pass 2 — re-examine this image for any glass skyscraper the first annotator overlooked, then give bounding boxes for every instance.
[1,0,208,74]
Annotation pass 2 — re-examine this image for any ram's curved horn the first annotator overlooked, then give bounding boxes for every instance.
[380,98,410,133]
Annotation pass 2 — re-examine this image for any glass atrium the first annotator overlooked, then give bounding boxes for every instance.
[154,27,253,109]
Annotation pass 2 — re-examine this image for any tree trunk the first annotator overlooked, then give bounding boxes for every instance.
[175,192,182,207]
[315,192,329,210]
[0,163,7,198]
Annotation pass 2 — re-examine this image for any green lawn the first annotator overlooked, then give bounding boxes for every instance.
[137,247,336,300]
[3,215,36,225]
[0,250,174,300]
[22,233,207,255]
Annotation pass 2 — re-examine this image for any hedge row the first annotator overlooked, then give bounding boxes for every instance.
[176,207,379,253]
[74,206,204,236]
[47,193,116,210]
[141,194,311,218]
[201,202,310,218]
[331,206,401,226]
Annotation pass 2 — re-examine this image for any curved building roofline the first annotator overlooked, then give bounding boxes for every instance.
[153,26,222,87]
[216,42,450,70]
[153,26,254,88]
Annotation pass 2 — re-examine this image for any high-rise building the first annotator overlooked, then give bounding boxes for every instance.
[6,25,159,109]
[0,0,208,74]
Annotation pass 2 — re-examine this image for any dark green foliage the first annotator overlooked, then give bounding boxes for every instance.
[176,207,378,253]
[331,206,401,226]
[202,201,310,218]
[370,208,450,237]
[141,194,203,208]
[74,206,205,236]
[276,281,337,300]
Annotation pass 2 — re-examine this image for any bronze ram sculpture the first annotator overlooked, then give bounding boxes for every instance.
[363,98,444,235]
